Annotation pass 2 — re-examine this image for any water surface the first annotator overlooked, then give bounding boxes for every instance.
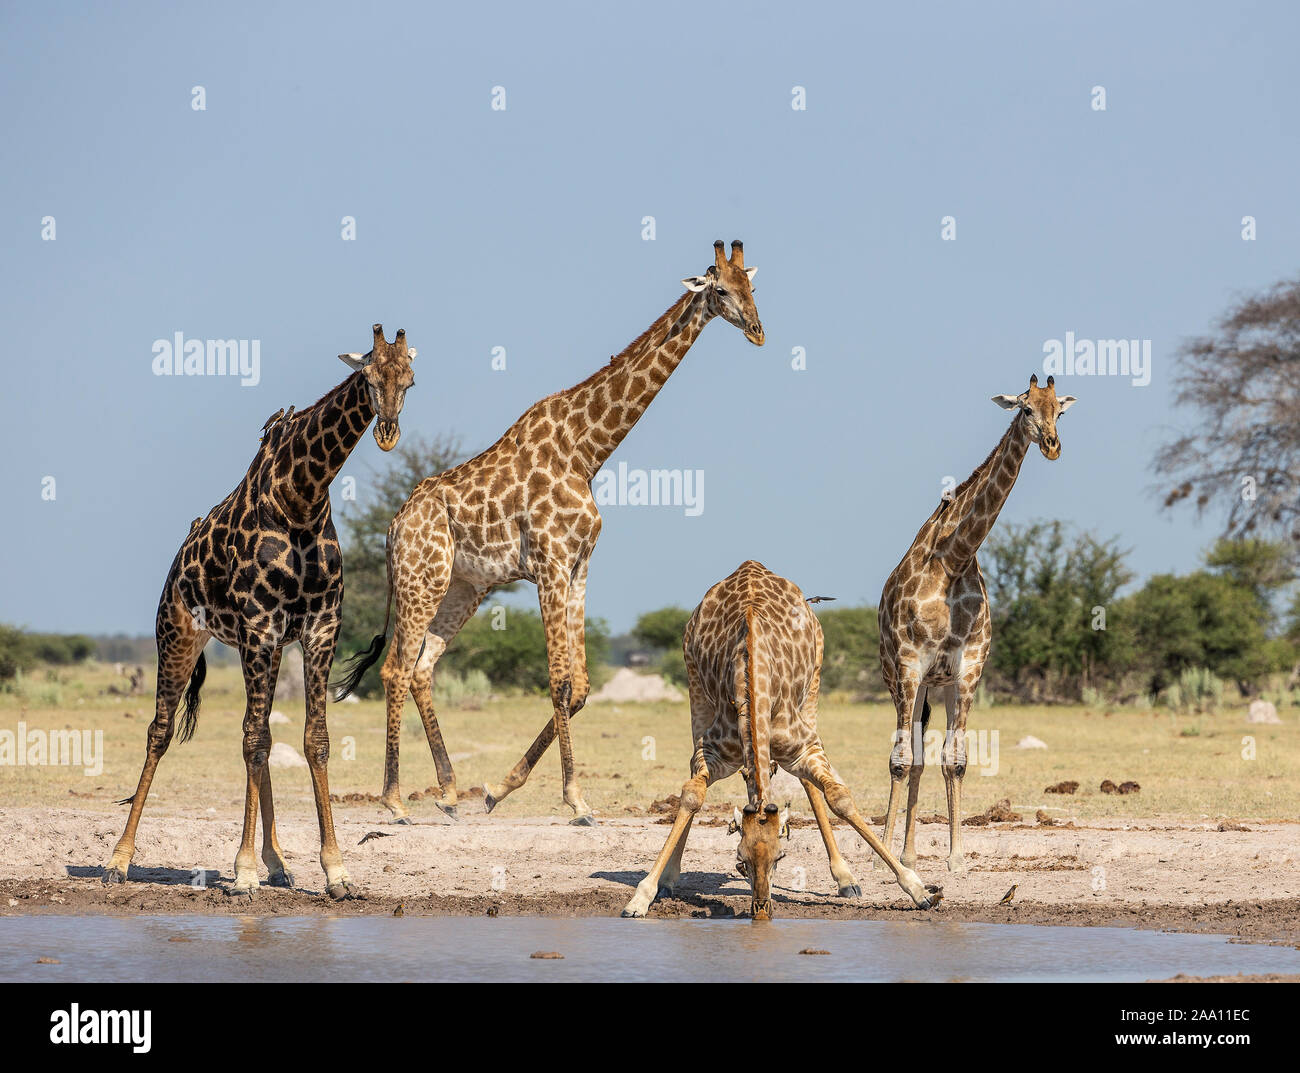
[4,916,1295,982]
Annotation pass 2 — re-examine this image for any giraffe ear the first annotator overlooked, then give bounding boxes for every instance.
[338,352,368,371]
[778,807,790,839]
[407,347,417,359]
[729,806,744,834]
[991,394,1022,410]
[682,275,711,292]
[1057,395,1077,414]
[745,266,757,282]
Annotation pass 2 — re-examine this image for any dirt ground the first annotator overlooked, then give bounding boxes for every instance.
[3,802,1299,952]
[4,666,1299,965]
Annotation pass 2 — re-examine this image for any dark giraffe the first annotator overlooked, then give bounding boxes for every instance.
[104,324,417,898]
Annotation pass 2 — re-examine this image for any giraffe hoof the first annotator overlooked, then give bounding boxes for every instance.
[568,813,597,827]
[656,885,674,901]
[327,881,360,901]
[102,867,127,886]
[434,802,458,821]
[267,871,295,888]
[388,816,412,826]
[483,793,499,814]
[837,884,863,899]
[947,856,966,874]
[226,886,256,900]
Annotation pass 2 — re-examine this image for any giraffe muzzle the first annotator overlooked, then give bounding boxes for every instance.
[374,420,401,451]
[745,321,765,346]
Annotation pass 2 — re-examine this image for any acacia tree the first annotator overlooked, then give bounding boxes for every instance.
[336,433,467,657]
[1156,277,1300,552]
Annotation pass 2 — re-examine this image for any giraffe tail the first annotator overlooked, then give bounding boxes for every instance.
[176,651,207,745]
[331,536,395,701]
[739,606,773,807]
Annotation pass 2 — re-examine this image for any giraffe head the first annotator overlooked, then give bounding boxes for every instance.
[339,323,417,451]
[682,240,765,346]
[992,373,1077,460]
[730,802,789,921]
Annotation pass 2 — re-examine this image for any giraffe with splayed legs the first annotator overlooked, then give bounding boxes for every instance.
[622,561,937,920]
[104,325,417,898]
[875,373,1077,875]
[334,241,763,825]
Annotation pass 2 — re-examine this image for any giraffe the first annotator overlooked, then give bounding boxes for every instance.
[103,324,417,898]
[621,561,938,919]
[333,241,763,825]
[876,373,1077,874]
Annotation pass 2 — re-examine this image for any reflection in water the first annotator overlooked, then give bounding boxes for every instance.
[5,916,1296,983]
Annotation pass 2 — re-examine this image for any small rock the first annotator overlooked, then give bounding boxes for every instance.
[268,742,309,769]
[1247,699,1282,724]
[799,948,831,955]
[1100,780,1119,794]
[36,957,60,964]
[1015,735,1048,750]
[1118,781,1141,795]
[1045,781,1079,795]
[1035,810,1058,826]
[530,950,563,959]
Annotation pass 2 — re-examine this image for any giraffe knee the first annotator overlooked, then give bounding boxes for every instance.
[679,783,706,813]
[823,782,853,818]
[552,678,572,711]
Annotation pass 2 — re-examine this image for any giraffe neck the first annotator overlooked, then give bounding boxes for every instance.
[268,371,374,521]
[934,412,1032,570]
[562,289,714,480]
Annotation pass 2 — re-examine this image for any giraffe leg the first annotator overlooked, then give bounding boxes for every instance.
[379,546,451,821]
[259,647,293,887]
[303,622,356,899]
[484,564,591,823]
[876,675,924,871]
[565,555,592,715]
[622,768,715,917]
[407,579,486,819]
[231,639,276,897]
[792,742,934,909]
[104,606,205,884]
[800,778,860,898]
[943,678,974,873]
[900,688,932,871]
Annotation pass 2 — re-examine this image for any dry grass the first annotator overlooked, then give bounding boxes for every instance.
[2,662,1297,823]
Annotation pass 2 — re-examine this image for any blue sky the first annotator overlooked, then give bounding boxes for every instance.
[2,1,1298,636]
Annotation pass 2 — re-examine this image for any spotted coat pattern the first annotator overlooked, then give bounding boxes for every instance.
[877,374,1077,875]
[354,242,764,826]
[621,561,935,919]
[104,325,415,899]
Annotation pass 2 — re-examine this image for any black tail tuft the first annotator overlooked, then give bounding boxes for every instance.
[331,632,388,702]
[920,693,932,731]
[177,651,207,744]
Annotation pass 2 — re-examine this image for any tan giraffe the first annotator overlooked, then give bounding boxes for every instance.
[105,325,416,898]
[334,241,764,824]
[621,561,937,919]
[876,373,1077,874]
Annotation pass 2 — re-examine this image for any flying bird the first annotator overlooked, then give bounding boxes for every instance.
[358,830,394,846]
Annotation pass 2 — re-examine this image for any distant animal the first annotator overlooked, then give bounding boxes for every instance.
[998,883,1018,905]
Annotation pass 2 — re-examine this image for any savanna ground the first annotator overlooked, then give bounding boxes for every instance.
[2,662,1298,963]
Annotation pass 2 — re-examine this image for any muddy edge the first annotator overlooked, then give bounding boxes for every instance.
[3,805,1299,947]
